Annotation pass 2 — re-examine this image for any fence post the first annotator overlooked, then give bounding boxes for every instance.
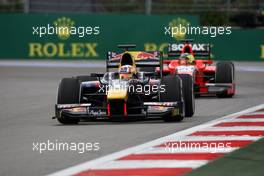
[145,0,152,15]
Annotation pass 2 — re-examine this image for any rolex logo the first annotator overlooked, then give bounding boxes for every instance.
[53,17,75,40]
[169,18,190,40]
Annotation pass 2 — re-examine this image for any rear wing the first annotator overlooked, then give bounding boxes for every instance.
[168,43,211,58]
[106,51,163,69]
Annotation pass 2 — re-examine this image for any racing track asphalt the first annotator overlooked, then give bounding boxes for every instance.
[0,61,264,176]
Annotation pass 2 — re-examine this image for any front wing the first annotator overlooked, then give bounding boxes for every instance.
[53,102,183,120]
[195,83,235,96]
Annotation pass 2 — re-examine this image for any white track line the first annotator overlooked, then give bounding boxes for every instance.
[90,160,208,170]
[0,60,105,68]
[228,118,264,122]
[135,147,236,154]
[236,66,264,72]
[201,126,264,131]
[244,112,264,115]
[177,136,262,141]
[48,104,264,176]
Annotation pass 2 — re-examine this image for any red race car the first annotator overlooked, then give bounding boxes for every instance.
[161,40,235,98]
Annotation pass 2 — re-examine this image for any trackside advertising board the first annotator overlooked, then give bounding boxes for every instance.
[0,13,264,61]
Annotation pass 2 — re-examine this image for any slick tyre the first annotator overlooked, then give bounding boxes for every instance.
[57,78,80,124]
[178,74,195,117]
[76,75,97,82]
[160,75,184,122]
[140,67,156,72]
[216,62,235,98]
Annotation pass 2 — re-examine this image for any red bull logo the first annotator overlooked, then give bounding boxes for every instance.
[109,53,122,61]
[136,52,158,60]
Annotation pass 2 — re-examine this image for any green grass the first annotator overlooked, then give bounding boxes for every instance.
[187,138,264,176]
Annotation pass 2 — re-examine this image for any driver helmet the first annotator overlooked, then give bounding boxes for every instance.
[179,53,195,64]
[119,65,136,79]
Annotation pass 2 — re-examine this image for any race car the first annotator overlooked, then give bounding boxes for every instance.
[162,40,235,98]
[53,45,195,124]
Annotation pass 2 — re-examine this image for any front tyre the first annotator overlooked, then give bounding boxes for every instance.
[56,78,80,124]
[215,62,235,98]
[160,75,184,122]
[76,75,97,82]
[178,74,195,117]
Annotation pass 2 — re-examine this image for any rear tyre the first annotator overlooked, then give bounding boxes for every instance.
[226,61,235,72]
[57,78,80,124]
[140,67,156,72]
[76,75,97,82]
[160,75,184,122]
[178,74,195,117]
[215,62,235,98]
